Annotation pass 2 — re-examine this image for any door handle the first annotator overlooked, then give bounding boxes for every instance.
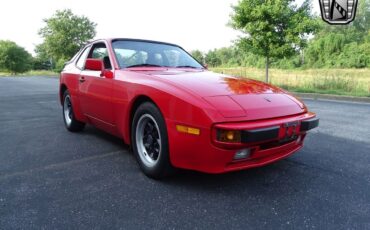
[79,76,85,83]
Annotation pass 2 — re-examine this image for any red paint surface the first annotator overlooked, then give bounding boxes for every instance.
[60,38,318,173]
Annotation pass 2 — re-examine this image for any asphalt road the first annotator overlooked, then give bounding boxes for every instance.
[0,76,369,230]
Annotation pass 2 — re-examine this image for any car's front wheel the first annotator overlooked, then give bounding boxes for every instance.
[132,102,173,179]
[62,90,85,132]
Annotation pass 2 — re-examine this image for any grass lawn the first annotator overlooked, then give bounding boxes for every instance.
[212,67,370,97]
[0,70,58,77]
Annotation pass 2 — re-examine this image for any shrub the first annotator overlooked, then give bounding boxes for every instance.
[0,40,32,74]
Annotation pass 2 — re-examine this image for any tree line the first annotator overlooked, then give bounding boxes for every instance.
[192,0,370,70]
[0,0,369,75]
[0,9,95,74]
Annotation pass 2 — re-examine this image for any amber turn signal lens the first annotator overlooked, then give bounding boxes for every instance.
[217,129,241,143]
[176,125,200,135]
[226,131,235,140]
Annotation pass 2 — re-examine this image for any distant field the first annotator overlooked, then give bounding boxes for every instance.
[1,68,369,97]
[212,67,370,97]
[0,70,57,77]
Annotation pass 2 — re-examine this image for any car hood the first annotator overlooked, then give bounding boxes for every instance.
[145,69,283,96]
[143,69,305,119]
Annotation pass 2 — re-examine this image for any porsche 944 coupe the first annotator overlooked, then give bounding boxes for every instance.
[60,38,319,178]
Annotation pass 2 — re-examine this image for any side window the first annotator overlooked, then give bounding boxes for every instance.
[92,47,107,59]
[89,43,112,70]
[76,47,90,69]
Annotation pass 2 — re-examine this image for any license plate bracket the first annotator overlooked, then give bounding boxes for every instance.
[281,121,300,142]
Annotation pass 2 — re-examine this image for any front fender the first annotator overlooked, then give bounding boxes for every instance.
[60,73,86,123]
[113,71,218,145]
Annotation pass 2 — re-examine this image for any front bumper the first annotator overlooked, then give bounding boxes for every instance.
[166,112,318,174]
[240,117,319,143]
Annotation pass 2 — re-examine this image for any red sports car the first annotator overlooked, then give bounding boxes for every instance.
[60,38,319,179]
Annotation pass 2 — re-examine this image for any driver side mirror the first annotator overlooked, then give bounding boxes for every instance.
[85,58,103,71]
[203,63,208,70]
[85,58,113,79]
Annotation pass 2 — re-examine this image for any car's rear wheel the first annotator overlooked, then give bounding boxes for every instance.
[132,102,173,179]
[63,90,85,132]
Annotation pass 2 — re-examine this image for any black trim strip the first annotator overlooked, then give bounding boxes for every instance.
[241,126,280,143]
[300,118,319,131]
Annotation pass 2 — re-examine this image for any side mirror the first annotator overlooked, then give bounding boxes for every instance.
[203,63,208,70]
[85,58,103,71]
[85,58,114,79]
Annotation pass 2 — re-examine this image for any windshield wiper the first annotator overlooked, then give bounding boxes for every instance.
[175,65,203,69]
[126,64,164,68]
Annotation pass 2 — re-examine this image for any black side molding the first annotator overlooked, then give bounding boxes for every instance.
[300,117,319,131]
[241,126,280,143]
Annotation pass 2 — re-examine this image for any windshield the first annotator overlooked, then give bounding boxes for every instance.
[112,40,204,69]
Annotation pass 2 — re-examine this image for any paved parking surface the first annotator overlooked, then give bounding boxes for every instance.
[0,76,369,229]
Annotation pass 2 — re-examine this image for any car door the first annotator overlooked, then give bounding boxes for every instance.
[78,42,115,130]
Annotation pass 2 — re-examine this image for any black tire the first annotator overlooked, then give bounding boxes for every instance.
[62,90,85,132]
[131,102,173,179]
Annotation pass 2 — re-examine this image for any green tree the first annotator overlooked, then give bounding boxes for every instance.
[190,50,204,65]
[33,43,52,70]
[0,40,32,74]
[205,49,222,67]
[230,0,319,82]
[38,9,96,64]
